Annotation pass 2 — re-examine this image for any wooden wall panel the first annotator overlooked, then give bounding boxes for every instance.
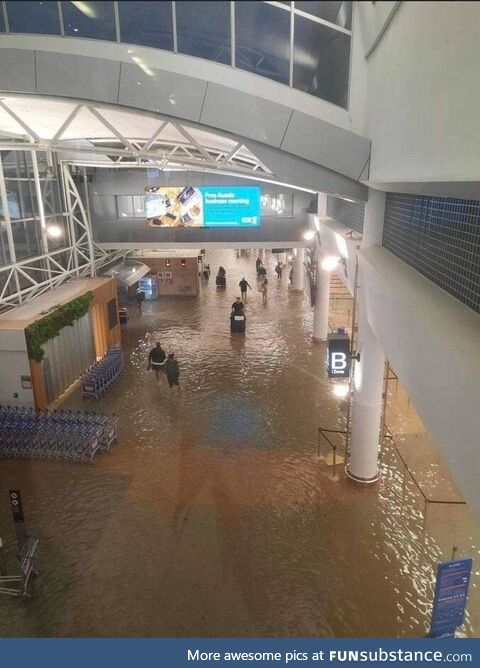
[90,277,120,358]
[29,359,48,410]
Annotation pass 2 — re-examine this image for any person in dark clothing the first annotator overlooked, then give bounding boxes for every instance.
[148,341,166,381]
[275,262,283,280]
[257,264,266,277]
[164,353,180,389]
[135,287,145,312]
[231,297,245,315]
[256,257,262,270]
[231,297,246,333]
[239,277,252,301]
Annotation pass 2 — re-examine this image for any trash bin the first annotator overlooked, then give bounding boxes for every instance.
[230,314,246,334]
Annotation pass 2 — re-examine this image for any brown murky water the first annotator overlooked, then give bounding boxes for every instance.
[0,249,479,637]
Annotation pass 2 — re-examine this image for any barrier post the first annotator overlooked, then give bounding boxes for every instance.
[9,490,28,549]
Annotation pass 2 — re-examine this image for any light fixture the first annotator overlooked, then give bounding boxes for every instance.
[333,383,350,399]
[71,2,97,19]
[46,225,62,239]
[321,255,340,271]
[303,230,315,241]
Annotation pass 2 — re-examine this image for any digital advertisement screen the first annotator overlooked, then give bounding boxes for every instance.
[145,186,261,228]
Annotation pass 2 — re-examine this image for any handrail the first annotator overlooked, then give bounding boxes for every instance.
[318,427,348,479]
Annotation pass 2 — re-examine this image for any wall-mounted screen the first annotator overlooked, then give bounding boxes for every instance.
[145,186,260,228]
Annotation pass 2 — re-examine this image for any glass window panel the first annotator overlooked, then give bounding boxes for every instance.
[117,195,134,218]
[132,196,145,219]
[235,2,290,85]
[4,181,34,220]
[176,1,231,65]
[293,15,350,107]
[118,1,173,50]
[7,1,60,34]
[62,1,116,41]
[261,191,293,217]
[295,1,352,31]
[11,219,42,259]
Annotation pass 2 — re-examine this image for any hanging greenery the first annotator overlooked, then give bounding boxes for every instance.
[25,291,94,362]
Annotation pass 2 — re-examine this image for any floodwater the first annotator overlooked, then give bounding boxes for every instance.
[0,249,479,637]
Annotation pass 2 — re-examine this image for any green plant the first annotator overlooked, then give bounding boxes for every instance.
[25,291,94,362]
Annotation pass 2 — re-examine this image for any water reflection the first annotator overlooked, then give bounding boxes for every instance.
[0,249,478,637]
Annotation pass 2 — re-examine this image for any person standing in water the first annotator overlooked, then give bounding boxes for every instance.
[164,353,180,389]
[261,277,268,302]
[239,277,252,301]
[147,341,166,381]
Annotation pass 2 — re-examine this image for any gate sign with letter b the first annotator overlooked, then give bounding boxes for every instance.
[327,333,351,378]
[9,489,25,523]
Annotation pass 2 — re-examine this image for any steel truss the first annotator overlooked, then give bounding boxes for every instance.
[0,95,276,312]
[0,151,127,312]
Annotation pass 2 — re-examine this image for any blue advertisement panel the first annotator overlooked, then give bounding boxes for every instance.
[430,558,473,637]
[145,186,260,228]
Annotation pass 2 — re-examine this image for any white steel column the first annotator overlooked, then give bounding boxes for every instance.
[31,149,53,286]
[0,155,22,302]
[312,254,330,340]
[346,189,387,483]
[292,248,304,291]
[346,283,384,481]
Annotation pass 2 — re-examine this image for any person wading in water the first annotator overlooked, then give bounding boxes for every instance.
[147,341,166,381]
[164,353,180,389]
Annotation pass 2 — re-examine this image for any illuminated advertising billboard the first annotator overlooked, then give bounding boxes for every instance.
[145,186,261,228]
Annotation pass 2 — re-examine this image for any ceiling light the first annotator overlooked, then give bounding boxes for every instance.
[71,2,97,19]
[333,383,350,399]
[321,256,340,271]
[303,230,315,241]
[46,225,62,239]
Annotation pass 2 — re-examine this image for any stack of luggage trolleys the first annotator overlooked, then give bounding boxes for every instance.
[0,405,119,464]
[82,346,123,400]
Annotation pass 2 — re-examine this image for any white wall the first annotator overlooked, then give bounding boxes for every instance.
[357,1,480,186]
[0,330,35,407]
[360,246,480,516]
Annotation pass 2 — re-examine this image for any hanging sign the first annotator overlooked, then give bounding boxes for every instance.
[429,558,473,637]
[327,333,350,378]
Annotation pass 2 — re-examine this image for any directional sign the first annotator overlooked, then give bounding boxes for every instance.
[327,333,351,378]
[429,558,473,637]
[9,489,25,523]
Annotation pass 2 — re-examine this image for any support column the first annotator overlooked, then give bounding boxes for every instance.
[312,255,330,341]
[347,188,387,483]
[292,248,304,291]
[346,284,384,482]
[317,192,328,217]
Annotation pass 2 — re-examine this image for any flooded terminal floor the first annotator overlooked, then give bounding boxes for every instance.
[0,249,479,637]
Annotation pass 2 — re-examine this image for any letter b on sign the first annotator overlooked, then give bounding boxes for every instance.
[327,333,350,378]
[332,352,347,371]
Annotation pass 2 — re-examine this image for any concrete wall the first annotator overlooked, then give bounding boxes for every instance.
[141,258,199,297]
[360,246,480,516]
[356,1,480,192]
[89,168,313,247]
[0,34,371,187]
[0,330,35,407]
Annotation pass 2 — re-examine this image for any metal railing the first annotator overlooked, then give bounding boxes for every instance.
[317,427,348,479]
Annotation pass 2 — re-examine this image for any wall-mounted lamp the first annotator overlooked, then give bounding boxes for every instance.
[321,255,340,271]
[46,225,62,239]
[303,230,316,241]
[165,259,171,267]
[181,259,186,267]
